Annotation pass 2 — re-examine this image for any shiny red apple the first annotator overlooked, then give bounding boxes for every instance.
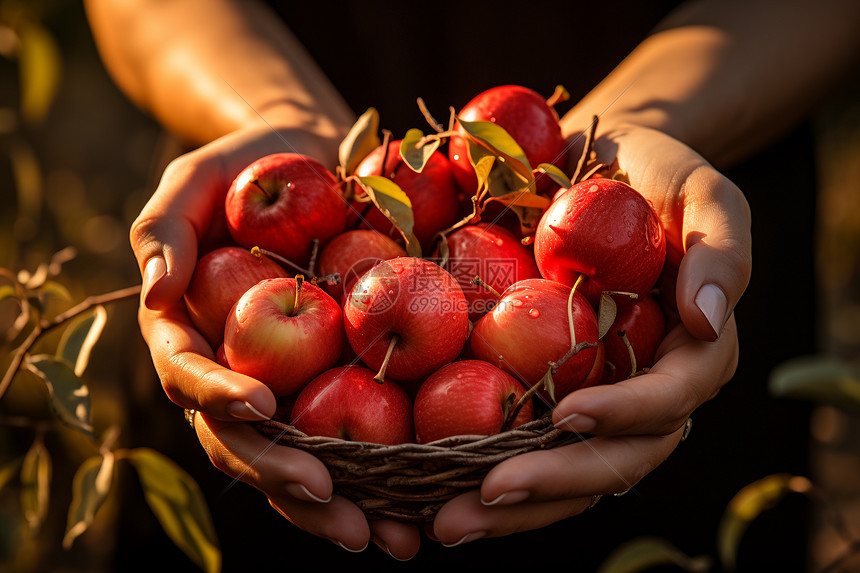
[223,277,344,397]
[289,365,414,445]
[225,153,347,268]
[343,257,469,382]
[413,359,534,444]
[534,178,666,306]
[470,278,603,404]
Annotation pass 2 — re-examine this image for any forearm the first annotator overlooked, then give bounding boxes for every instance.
[562,0,860,168]
[84,0,355,149]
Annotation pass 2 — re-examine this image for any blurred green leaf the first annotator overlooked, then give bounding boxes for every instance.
[0,285,18,304]
[62,452,115,549]
[597,536,712,573]
[356,175,421,257]
[8,139,42,241]
[768,355,860,416]
[127,448,221,573]
[56,305,107,377]
[0,456,23,495]
[339,108,381,176]
[20,438,51,531]
[24,355,93,437]
[400,128,440,173]
[16,22,61,125]
[717,473,812,571]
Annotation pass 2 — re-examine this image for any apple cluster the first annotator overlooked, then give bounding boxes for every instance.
[183,85,669,447]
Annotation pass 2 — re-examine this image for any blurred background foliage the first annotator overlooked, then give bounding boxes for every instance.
[0,1,858,572]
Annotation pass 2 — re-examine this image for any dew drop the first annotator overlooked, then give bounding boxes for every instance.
[452,154,461,161]
[589,184,599,193]
[528,308,540,318]
[387,289,395,296]
[512,299,524,308]
[606,235,614,244]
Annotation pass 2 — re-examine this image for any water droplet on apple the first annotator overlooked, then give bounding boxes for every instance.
[606,234,614,243]
[528,308,540,318]
[452,154,461,161]
[387,289,394,296]
[589,184,599,193]
[512,299,524,308]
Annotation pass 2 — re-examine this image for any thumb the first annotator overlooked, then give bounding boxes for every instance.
[131,155,230,310]
[674,170,752,341]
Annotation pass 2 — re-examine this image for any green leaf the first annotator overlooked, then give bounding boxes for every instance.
[338,108,381,176]
[20,438,51,531]
[57,305,107,376]
[768,355,860,416]
[25,355,93,437]
[0,285,18,304]
[127,448,221,573]
[17,22,62,125]
[356,175,422,257]
[484,189,551,210]
[399,128,441,173]
[717,474,811,571]
[63,452,115,549]
[535,162,572,189]
[38,279,72,303]
[597,536,711,573]
[457,117,533,179]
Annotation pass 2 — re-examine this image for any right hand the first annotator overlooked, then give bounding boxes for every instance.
[132,124,423,559]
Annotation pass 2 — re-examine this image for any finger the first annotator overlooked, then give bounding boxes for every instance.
[552,315,738,436]
[196,413,333,503]
[369,519,422,561]
[479,426,685,507]
[432,490,592,546]
[131,152,230,311]
[141,303,276,420]
[267,494,370,553]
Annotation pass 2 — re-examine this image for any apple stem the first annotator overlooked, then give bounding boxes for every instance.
[248,178,275,202]
[471,276,502,299]
[618,329,638,379]
[545,84,570,108]
[568,274,586,348]
[374,333,399,384]
[251,246,327,284]
[503,381,543,431]
[306,239,320,276]
[292,275,304,316]
[603,290,639,301]
[417,97,445,134]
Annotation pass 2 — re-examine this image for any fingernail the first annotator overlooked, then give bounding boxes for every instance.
[226,400,270,421]
[441,531,487,547]
[482,490,530,506]
[372,538,413,561]
[554,413,597,433]
[695,283,728,337]
[284,482,331,503]
[336,540,368,553]
[141,256,166,308]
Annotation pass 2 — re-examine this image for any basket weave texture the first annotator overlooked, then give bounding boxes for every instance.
[256,414,578,523]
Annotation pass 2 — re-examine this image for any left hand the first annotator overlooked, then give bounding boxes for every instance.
[431,124,750,544]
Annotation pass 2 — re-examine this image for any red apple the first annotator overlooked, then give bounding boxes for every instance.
[413,360,534,444]
[343,257,469,382]
[289,365,414,445]
[223,277,344,397]
[316,229,406,303]
[602,293,666,384]
[470,278,603,404]
[225,153,347,268]
[448,85,566,196]
[183,246,288,349]
[352,139,463,250]
[534,178,666,306]
[436,222,541,321]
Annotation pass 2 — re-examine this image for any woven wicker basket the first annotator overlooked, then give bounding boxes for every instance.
[256,414,578,523]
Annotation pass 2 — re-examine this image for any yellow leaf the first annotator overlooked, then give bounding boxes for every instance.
[17,22,62,125]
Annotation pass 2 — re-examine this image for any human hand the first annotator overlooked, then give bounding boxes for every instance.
[430,124,750,544]
[132,124,423,559]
